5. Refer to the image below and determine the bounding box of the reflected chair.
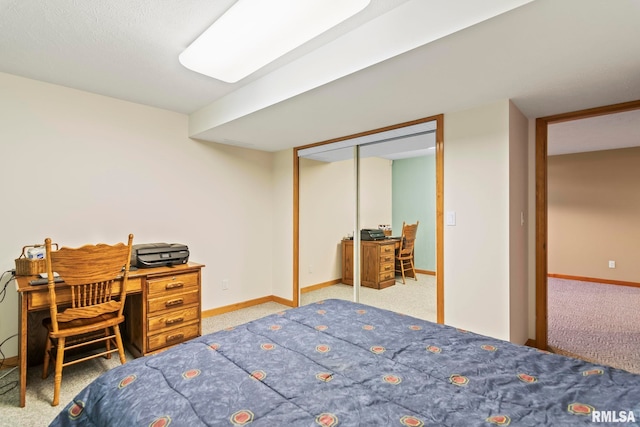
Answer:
[42,234,133,406]
[395,221,419,284]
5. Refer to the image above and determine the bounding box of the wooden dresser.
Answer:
[342,239,398,289]
[124,263,204,358]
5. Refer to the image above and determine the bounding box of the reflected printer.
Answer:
[360,229,386,241]
[130,243,189,268]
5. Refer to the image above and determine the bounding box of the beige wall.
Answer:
[298,156,392,289]
[508,101,529,344]
[548,147,640,282]
[0,72,277,357]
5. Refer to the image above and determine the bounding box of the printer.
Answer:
[130,243,189,268]
[360,229,386,241]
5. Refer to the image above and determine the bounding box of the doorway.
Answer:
[535,99,640,349]
[293,114,444,323]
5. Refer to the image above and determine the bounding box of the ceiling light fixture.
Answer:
[179,0,370,83]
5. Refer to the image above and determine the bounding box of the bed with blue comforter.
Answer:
[50,299,640,426]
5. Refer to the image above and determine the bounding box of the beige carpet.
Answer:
[301,273,436,322]
[548,277,640,374]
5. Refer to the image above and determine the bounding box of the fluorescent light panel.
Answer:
[179,0,370,83]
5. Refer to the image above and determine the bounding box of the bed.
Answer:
[49,299,640,426]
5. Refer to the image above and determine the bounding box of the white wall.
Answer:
[360,158,393,229]
[298,156,392,288]
[271,149,294,300]
[444,100,511,341]
[443,99,530,343]
[0,72,276,358]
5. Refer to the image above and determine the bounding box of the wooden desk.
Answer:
[15,262,204,407]
[342,238,404,289]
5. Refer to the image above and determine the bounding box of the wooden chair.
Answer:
[42,234,133,406]
[395,221,419,284]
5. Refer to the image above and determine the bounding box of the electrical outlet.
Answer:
[608,260,616,269]
[222,279,229,290]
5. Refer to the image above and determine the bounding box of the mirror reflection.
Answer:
[298,120,437,321]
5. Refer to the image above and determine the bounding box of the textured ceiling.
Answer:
[1,0,639,153]
[0,0,408,114]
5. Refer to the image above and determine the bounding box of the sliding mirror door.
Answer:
[298,145,357,304]
[296,117,442,322]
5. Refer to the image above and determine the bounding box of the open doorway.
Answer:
[293,115,444,323]
[535,100,640,368]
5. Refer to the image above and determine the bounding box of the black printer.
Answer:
[130,243,189,268]
[360,229,386,241]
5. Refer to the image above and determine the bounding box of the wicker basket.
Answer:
[14,243,58,276]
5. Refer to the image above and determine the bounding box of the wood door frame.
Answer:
[293,114,445,323]
[535,99,640,349]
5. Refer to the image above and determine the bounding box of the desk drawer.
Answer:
[27,278,141,311]
[147,322,199,352]
[147,288,199,314]
[379,261,394,274]
[379,244,395,255]
[380,270,395,282]
[148,305,200,333]
[380,253,394,263]
[147,272,198,295]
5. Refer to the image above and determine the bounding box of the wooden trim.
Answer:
[201,295,294,318]
[524,339,537,348]
[271,295,296,308]
[535,117,548,350]
[415,269,435,276]
[535,99,640,351]
[296,116,441,151]
[548,274,640,288]
[293,114,445,324]
[293,148,300,307]
[301,279,342,294]
[1,356,18,368]
[435,114,444,324]
[539,99,640,125]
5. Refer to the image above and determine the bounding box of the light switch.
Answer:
[446,211,456,226]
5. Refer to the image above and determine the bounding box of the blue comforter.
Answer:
[50,299,640,426]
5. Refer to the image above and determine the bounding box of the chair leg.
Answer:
[105,328,111,359]
[113,325,126,365]
[400,260,407,284]
[52,337,65,406]
[42,334,52,379]
[411,258,417,281]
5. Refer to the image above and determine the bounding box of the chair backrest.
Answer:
[44,234,133,332]
[398,221,419,256]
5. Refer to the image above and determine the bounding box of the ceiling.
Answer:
[2,0,640,153]
[548,109,640,156]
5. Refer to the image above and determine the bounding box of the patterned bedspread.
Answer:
[50,299,640,426]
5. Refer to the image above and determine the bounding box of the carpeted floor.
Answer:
[300,273,437,322]
[548,277,640,374]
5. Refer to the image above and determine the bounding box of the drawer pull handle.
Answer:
[165,298,184,307]
[167,333,184,342]
[165,317,184,326]
[165,282,184,290]
[384,265,391,271]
